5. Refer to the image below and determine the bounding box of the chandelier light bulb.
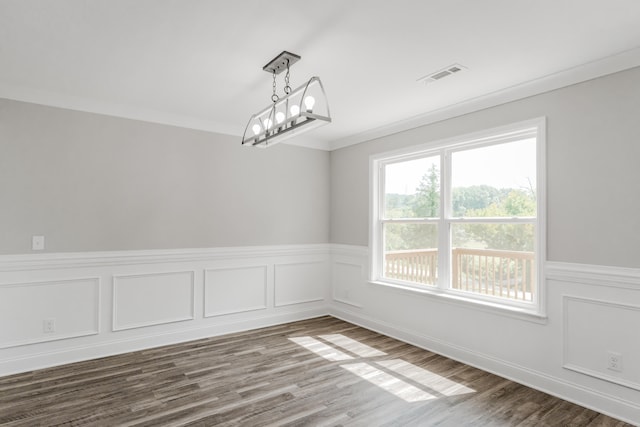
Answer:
[275,111,285,124]
[263,118,273,129]
[290,104,300,117]
[252,123,261,135]
[304,96,316,112]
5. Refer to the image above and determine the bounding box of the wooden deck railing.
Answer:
[385,248,535,302]
[385,249,438,285]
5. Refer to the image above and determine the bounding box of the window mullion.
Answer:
[438,150,451,290]
[376,162,386,281]
[448,217,536,224]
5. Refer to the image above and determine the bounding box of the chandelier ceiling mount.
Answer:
[262,50,301,75]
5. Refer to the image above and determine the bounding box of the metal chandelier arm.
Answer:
[241,76,331,148]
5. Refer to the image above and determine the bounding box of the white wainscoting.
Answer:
[204,265,267,317]
[113,270,195,331]
[563,295,640,391]
[0,244,330,376]
[331,261,364,307]
[274,261,327,307]
[329,245,640,425]
[0,277,100,349]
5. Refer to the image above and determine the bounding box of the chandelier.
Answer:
[241,51,331,148]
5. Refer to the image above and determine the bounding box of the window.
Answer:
[370,119,545,314]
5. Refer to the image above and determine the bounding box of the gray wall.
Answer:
[3,66,639,264]
[0,99,330,254]
[331,66,640,268]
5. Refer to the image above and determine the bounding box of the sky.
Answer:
[385,138,536,195]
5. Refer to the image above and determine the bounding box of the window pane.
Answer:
[452,223,535,302]
[383,223,437,285]
[384,156,440,219]
[451,139,536,218]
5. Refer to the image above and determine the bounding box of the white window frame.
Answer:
[369,118,546,319]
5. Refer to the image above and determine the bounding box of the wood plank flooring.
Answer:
[0,316,634,426]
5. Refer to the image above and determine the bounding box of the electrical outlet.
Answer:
[32,235,45,251]
[43,318,56,333]
[607,351,622,372]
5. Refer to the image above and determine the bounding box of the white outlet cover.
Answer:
[607,351,623,372]
[32,235,45,250]
[43,318,55,333]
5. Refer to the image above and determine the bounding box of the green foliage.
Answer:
[384,193,416,218]
[461,189,536,251]
[385,223,437,251]
[503,189,536,216]
[452,185,505,216]
[455,223,535,252]
[384,166,440,251]
[413,164,440,218]
[384,165,536,252]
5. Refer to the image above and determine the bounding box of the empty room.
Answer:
[1,1,639,425]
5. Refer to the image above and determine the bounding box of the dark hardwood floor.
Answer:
[0,316,634,426]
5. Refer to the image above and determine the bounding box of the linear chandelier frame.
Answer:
[241,51,331,148]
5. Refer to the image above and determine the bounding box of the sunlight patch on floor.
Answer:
[289,334,476,403]
[340,362,437,402]
[318,334,387,357]
[376,359,475,396]
[288,336,354,361]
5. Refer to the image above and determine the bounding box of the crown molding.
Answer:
[0,83,241,137]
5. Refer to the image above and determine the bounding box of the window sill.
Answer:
[368,280,548,324]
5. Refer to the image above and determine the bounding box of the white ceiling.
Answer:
[1,1,639,150]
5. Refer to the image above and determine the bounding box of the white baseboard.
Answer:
[1,307,327,376]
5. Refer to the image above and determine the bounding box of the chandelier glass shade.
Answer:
[241,52,331,148]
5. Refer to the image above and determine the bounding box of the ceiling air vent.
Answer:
[418,64,466,85]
